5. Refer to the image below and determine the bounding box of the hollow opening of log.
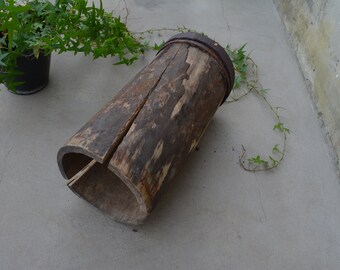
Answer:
[61,153,93,179]
[63,154,147,224]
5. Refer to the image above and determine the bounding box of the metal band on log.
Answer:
[57,32,235,225]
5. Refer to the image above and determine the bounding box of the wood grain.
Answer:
[57,36,233,224]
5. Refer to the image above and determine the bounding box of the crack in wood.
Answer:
[102,44,184,164]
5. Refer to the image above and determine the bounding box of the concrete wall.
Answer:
[274,0,340,170]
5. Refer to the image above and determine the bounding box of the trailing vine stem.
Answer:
[239,86,288,172]
[225,44,290,172]
[132,26,190,36]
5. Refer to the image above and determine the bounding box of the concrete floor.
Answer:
[1,0,340,269]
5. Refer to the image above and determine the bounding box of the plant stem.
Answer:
[225,44,289,172]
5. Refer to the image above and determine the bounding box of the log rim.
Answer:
[58,146,149,225]
[57,145,102,179]
[158,32,235,103]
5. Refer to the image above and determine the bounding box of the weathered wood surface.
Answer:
[109,45,228,212]
[57,44,182,179]
[57,33,234,224]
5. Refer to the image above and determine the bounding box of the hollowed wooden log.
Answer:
[57,32,235,225]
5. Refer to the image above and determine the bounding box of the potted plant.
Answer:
[0,0,149,95]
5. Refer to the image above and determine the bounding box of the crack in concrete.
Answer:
[255,175,268,223]
[258,187,268,223]
[220,0,231,34]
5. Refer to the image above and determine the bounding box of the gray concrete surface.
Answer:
[274,0,340,179]
[1,0,340,269]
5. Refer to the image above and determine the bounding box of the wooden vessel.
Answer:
[57,32,235,224]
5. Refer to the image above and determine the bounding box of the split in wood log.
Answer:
[57,32,235,225]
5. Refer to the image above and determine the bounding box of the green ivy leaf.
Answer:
[259,88,269,95]
[269,156,278,166]
[273,122,290,134]
[248,155,268,166]
[153,41,165,51]
[272,144,282,154]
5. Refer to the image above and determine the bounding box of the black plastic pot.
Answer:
[6,52,51,95]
